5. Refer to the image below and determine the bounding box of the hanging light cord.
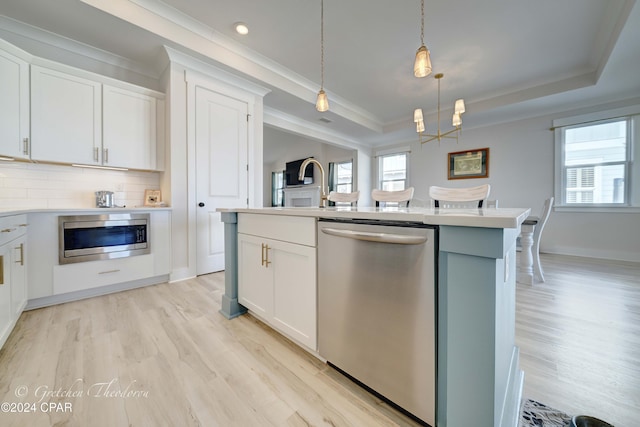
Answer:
[320,0,325,89]
[420,0,425,46]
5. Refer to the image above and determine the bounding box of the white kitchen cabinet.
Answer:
[0,46,30,160]
[237,214,317,351]
[0,214,28,350]
[30,65,102,165]
[10,235,27,319]
[53,254,155,295]
[30,64,164,170]
[103,85,158,170]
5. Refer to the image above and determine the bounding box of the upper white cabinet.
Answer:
[103,85,159,170]
[0,47,30,160]
[28,61,164,170]
[30,65,102,165]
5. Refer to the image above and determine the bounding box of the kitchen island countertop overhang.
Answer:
[217,206,530,229]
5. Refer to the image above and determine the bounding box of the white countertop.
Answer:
[0,207,172,218]
[221,206,530,229]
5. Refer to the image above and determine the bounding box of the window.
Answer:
[379,152,407,191]
[271,171,284,207]
[330,160,353,193]
[555,108,639,210]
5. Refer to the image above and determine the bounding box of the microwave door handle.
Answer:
[320,227,428,245]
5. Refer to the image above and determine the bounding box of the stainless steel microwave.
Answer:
[58,213,150,264]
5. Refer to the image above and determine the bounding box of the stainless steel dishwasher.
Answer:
[318,218,437,426]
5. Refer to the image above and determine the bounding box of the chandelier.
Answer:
[413,73,465,144]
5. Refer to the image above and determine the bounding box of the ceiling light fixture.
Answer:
[315,0,329,112]
[414,0,432,78]
[414,73,465,144]
[234,22,249,35]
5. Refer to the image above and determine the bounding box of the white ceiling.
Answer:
[1,0,639,147]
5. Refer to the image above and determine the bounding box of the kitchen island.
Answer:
[219,206,529,427]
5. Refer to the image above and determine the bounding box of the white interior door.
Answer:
[195,86,248,275]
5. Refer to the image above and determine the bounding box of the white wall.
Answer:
[402,103,640,262]
[0,162,160,209]
[263,127,354,206]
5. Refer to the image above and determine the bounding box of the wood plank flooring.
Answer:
[516,254,640,427]
[0,253,638,426]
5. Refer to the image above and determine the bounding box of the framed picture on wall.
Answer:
[448,148,489,180]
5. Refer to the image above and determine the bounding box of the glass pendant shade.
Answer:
[316,89,329,112]
[454,99,466,114]
[414,45,432,78]
[414,108,424,122]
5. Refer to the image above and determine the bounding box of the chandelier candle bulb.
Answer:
[454,99,466,114]
[414,108,424,122]
[452,112,462,127]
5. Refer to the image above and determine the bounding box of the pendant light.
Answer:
[316,0,329,112]
[414,0,432,78]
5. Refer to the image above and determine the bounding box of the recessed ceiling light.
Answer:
[234,22,249,35]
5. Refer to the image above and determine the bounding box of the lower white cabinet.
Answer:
[53,254,155,295]
[0,215,28,350]
[238,218,317,351]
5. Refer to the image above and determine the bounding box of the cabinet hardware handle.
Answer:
[23,137,29,155]
[0,255,3,285]
[98,269,120,274]
[18,224,28,227]
[15,243,24,266]
[1,228,15,233]
[104,148,109,164]
[261,243,272,267]
[94,147,99,162]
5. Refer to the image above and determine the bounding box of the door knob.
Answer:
[198,202,205,207]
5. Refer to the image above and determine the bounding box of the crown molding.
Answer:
[81,0,383,133]
[0,16,159,81]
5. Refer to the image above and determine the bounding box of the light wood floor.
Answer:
[516,254,640,427]
[0,253,638,426]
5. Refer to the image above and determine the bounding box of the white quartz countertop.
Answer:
[0,207,172,218]
[220,206,531,229]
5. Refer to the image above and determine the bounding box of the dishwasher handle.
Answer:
[321,227,428,245]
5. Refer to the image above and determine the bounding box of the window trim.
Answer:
[554,106,640,212]
[376,148,410,191]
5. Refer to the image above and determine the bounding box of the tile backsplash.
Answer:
[0,162,162,209]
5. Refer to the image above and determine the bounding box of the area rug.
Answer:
[520,398,572,427]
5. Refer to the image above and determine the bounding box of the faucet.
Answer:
[298,158,328,208]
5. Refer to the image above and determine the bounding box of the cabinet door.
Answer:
[272,241,317,350]
[10,236,26,318]
[0,49,29,159]
[238,233,273,320]
[30,65,101,165]
[0,245,12,349]
[103,85,157,170]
